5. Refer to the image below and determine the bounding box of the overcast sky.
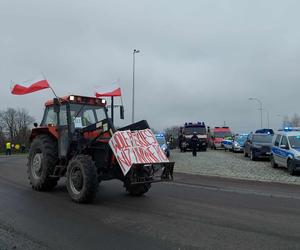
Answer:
[1,0,299,132]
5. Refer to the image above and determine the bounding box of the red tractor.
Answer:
[27,95,174,203]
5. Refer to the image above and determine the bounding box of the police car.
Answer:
[155,133,170,158]
[221,136,234,151]
[270,127,300,175]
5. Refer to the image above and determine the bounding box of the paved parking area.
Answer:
[170,149,300,185]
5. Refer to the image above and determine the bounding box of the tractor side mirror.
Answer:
[33,122,38,128]
[120,106,124,120]
[53,98,60,113]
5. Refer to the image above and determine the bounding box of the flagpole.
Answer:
[41,72,60,101]
[49,86,60,100]
[9,80,14,92]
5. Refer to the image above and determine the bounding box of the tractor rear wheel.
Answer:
[124,168,151,196]
[66,155,99,203]
[27,135,58,191]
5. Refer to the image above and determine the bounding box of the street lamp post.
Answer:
[249,97,263,128]
[132,49,140,123]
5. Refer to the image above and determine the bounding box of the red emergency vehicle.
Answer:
[210,126,232,150]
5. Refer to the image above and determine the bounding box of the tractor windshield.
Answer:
[70,104,107,128]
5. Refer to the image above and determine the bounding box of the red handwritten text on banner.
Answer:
[109,129,169,175]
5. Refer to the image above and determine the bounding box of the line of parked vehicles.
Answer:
[168,121,300,176]
[221,127,300,176]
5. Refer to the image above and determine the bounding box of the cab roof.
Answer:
[213,127,231,131]
[45,95,106,107]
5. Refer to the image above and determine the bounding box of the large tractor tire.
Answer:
[27,134,59,191]
[124,168,151,196]
[66,155,99,203]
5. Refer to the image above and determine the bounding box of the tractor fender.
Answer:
[30,126,58,142]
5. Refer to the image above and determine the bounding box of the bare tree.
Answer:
[0,108,17,141]
[282,115,291,127]
[0,108,35,145]
[15,108,35,144]
[290,113,300,127]
[0,126,5,150]
[164,125,180,139]
[164,125,181,149]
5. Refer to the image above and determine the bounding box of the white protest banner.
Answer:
[109,129,169,175]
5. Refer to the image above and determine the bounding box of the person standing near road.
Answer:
[191,132,199,157]
[21,144,26,153]
[5,141,11,156]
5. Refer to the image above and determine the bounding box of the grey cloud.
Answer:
[1,0,300,133]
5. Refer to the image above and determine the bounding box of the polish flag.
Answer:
[11,76,50,95]
[95,84,122,97]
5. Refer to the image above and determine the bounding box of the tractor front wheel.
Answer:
[27,135,58,191]
[66,155,99,203]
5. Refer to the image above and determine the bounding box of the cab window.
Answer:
[281,136,289,148]
[274,135,281,146]
[43,107,57,125]
[95,108,107,121]
[82,110,96,126]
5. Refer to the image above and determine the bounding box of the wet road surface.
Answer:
[1,155,300,249]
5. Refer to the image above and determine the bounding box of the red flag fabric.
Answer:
[11,78,50,95]
[95,85,122,97]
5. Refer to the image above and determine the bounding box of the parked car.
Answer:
[244,133,273,160]
[270,128,300,175]
[232,134,248,152]
[155,133,170,158]
[221,135,234,151]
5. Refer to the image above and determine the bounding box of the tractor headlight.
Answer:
[69,95,75,101]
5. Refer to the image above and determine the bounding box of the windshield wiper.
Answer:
[73,104,86,122]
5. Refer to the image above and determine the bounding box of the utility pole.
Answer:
[132,49,140,123]
[249,97,263,128]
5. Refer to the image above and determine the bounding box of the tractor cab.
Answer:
[33,95,111,161]
[42,95,108,129]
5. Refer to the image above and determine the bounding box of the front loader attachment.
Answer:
[127,162,174,185]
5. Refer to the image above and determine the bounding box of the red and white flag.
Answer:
[11,76,50,95]
[95,84,122,97]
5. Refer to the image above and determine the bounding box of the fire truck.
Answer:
[179,122,208,151]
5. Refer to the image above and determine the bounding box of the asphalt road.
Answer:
[1,156,300,249]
